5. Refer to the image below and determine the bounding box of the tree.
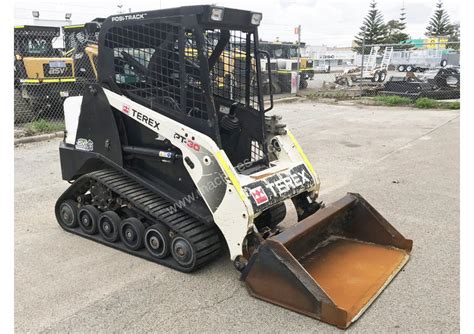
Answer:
[384,7,410,44]
[449,22,460,42]
[425,0,453,37]
[398,5,407,31]
[353,0,387,52]
[448,22,460,49]
[385,20,407,44]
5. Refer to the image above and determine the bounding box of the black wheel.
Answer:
[440,59,447,67]
[120,217,145,250]
[145,224,171,259]
[397,65,405,72]
[171,236,196,268]
[77,205,100,235]
[98,211,121,242]
[14,88,36,124]
[372,71,380,82]
[299,78,308,89]
[406,65,413,72]
[59,200,79,228]
[378,70,387,82]
[272,81,282,94]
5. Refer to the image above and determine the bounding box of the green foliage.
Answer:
[446,101,460,109]
[24,119,65,136]
[375,95,412,106]
[353,0,387,51]
[449,22,460,49]
[385,7,410,44]
[414,98,460,109]
[385,20,410,44]
[374,96,460,110]
[426,0,453,37]
[414,97,438,108]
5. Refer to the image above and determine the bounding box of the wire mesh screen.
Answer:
[250,140,264,162]
[183,30,208,119]
[203,29,260,111]
[64,26,100,82]
[103,24,261,121]
[104,22,211,119]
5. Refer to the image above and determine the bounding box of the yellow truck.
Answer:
[14,25,77,123]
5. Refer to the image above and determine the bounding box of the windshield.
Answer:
[289,47,299,57]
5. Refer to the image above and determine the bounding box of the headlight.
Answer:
[251,13,262,25]
[210,7,224,21]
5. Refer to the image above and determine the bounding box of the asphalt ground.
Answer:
[15,101,459,332]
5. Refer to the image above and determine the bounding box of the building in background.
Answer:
[303,45,356,71]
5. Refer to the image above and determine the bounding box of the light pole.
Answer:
[360,28,366,80]
[296,24,301,94]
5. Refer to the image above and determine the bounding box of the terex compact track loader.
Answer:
[55,6,412,329]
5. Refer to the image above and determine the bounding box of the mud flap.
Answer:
[241,193,412,329]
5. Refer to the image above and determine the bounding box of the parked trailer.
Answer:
[392,49,459,72]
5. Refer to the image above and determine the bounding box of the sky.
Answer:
[14,0,461,47]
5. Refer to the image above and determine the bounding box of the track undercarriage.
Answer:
[56,169,222,272]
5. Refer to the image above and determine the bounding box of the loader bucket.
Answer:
[242,193,412,329]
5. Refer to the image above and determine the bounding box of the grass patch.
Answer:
[440,100,460,109]
[374,95,413,106]
[24,119,65,136]
[373,95,460,110]
[414,97,438,109]
[415,97,460,109]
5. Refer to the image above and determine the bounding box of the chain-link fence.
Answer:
[13,23,460,136]
[14,23,99,134]
[317,41,460,100]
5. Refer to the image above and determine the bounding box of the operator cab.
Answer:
[97,6,271,171]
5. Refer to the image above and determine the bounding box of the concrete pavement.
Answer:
[15,101,459,332]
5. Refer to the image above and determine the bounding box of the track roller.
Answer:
[171,236,196,268]
[59,200,79,228]
[145,224,171,259]
[120,217,145,250]
[78,205,100,234]
[98,211,121,242]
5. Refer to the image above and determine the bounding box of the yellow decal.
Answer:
[20,79,39,83]
[63,24,85,29]
[21,78,76,83]
[287,130,316,176]
[215,151,247,202]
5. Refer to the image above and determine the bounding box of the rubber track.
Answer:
[55,169,222,272]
